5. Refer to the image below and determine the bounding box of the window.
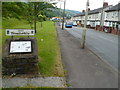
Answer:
[96,14,98,19]
[106,13,108,19]
[116,12,118,17]
[112,12,114,18]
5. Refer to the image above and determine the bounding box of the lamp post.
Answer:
[62,0,66,30]
[80,0,89,49]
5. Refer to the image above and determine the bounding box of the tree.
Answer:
[25,3,34,29]
[33,2,54,33]
[2,2,55,32]
[2,2,27,19]
[38,14,46,27]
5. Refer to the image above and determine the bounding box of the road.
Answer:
[65,26,118,71]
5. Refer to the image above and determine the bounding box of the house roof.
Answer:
[88,5,112,15]
[73,12,85,17]
[88,7,102,15]
[73,5,112,17]
[73,7,102,17]
[105,3,120,12]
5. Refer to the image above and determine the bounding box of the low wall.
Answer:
[2,37,39,75]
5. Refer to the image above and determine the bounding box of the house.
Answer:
[87,7,103,29]
[72,2,112,31]
[104,3,120,34]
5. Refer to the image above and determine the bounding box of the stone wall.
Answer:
[2,37,39,75]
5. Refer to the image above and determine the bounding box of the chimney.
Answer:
[103,2,108,7]
[82,10,85,12]
[88,8,90,11]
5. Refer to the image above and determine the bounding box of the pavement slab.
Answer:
[2,77,66,88]
[29,77,65,87]
[2,78,28,88]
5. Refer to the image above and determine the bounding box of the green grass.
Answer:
[36,21,57,76]
[2,18,64,77]
[2,18,30,29]
[0,16,2,64]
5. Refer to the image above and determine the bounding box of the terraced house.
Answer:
[71,2,120,34]
[104,3,120,34]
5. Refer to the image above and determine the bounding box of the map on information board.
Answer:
[10,41,32,53]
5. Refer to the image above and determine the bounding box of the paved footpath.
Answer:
[2,77,66,88]
[56,25,118,88]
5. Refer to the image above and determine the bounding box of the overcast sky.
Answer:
[56,0,120,12]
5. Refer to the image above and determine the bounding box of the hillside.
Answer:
[65,9,81,16]
[45,8,81,18]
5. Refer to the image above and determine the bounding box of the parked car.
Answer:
[104,28,108,33]
[65,22,73,28]
[73,21,77,26]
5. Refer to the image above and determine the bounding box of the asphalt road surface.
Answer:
[65,26,118,71]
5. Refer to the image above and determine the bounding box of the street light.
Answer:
[62,0,66,30]
[80,0,89,49]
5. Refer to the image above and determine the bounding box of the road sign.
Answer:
[6,29,35,36]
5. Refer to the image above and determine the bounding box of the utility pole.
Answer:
[59,0,62,26]
[62,0,66,30]
[100,0,105,31]
[80,0,89,49]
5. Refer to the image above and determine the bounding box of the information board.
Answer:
[10,41,32,53]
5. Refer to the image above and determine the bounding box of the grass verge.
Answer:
[0,16,2,65]
[2,18,64,77]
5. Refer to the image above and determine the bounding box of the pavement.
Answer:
[56,25,118,88]
[65,26,118,71]
[2,77,66,88]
